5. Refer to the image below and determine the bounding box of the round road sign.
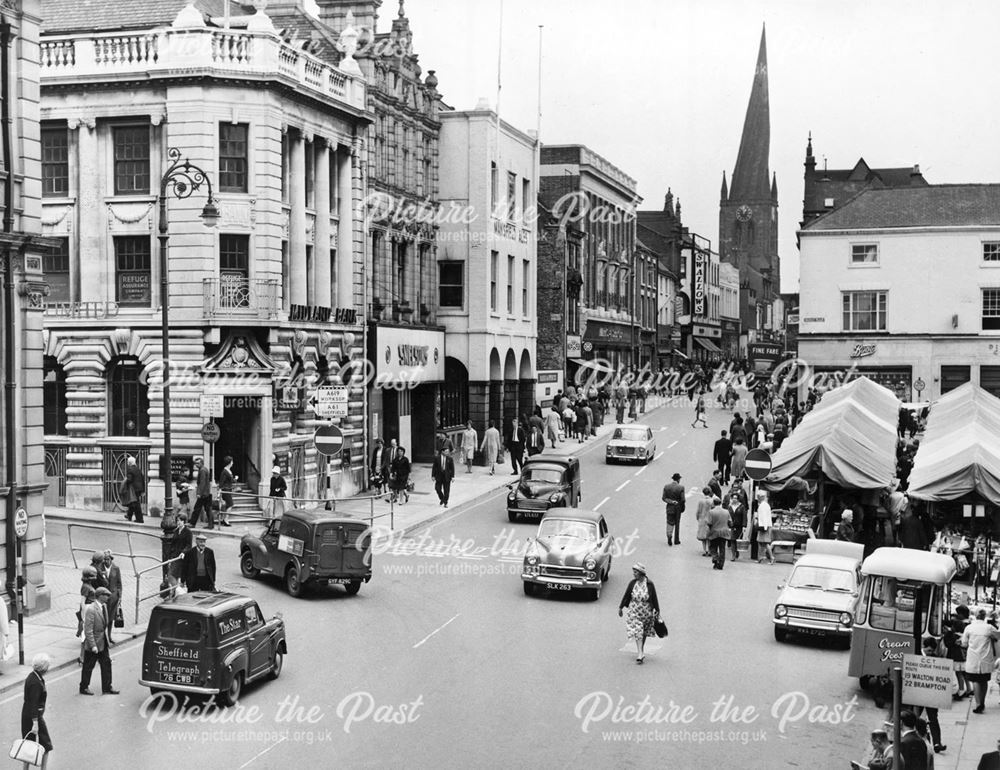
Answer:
[201,422,221,443]
[314,424,344,457]
[744,448,773,481]
[13,507,28,539]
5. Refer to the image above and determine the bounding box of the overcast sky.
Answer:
[350,0,1000,293]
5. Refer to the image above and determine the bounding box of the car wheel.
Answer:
[601,562,610,582]
[523,582,535,597]
[218,672,243,706]
[773,626,788,643]
[344,580,362,596]
[859,675,871,691]
[589,587,601,601]
[285,566,304,598]
[239,550,259,579]
[507,510,518,523]
[268,651,284,680]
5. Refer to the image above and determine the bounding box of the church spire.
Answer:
[771,171,778,201]
[720,171,728,202]
[728,23,770,201]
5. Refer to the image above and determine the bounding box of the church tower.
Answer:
[719,25,779,288]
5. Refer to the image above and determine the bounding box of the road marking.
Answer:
[634,465,647,476]
[655,451,665,460]
[240,736,289,769]
[615,480,630,492]
[594,496,610,510]
[667,441,678,449]
[413,613,460,649]
[659,427,668,432]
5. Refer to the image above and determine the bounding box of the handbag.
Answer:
[9,732,45,766]
[653,617,668,638]
[114,606,125,628]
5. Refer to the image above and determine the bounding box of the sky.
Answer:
[333,0,1000,294]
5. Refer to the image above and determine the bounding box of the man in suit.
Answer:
[188,455,214,530]
[508,420,525,475]
[977,738,1000,770]
[102,549,123,638]
[661,472,686,547]
[371,438,388,493]
[712,430,733,484]
[80,587,118,695]
[431,448,455,507]
[183,533,217,592]
[121,455,145,523]
[899,710,929,770]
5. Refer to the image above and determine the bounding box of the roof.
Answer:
[804,539,865,562]
[804,184,1000,231]
[795,553,863,571]
[41,0,252,33]
[152,591,250,614]
[861,548,957,583]
[540,509,603,523]
[267,5,343,63]
[282,509,368,525]
[524,455,577,468]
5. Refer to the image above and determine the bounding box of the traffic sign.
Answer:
[200,394,225,418]
[314,424,344,457]
[201,422,221,443]
[309,385,349,418]
[901,653,953,710]
[744,448,773,481]
[13,507,27,539]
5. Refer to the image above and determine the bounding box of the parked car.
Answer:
[506,456,581,523]
[240,510,372,597]
[605,423,656,464]
[140,592,286,706]
[773,540,864,645]
[522,509,613,600]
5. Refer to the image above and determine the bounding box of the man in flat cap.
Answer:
[80,587,118,695]
[183,533,216,593]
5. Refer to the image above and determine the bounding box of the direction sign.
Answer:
[13,507,27,539]
[314,424,344,457]
[744,448,773,481]
[200,394,225,418]
[902,653,953,710]
[201,422,221,443]
[309,385,349,418]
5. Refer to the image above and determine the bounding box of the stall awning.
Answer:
[907,382,1000,504]
[694,337,722,354]
[764,376,900,490]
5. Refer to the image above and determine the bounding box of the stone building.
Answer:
[39,0,370,511]
[637,190,685,368]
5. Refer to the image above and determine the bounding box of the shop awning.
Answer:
[907,382,1000,504]
[694,337,722,354]
[764,376,900,490]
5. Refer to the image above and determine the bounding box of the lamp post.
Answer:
[158,147,219,518]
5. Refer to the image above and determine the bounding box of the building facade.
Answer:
[678,233,722,364]
[539,144,642,383]
[1,0,52,612]
[798,184,1000,401]
[436,107,537,441]
[638,191,684,369]
[39,0,370,511]
[719,261,741,359]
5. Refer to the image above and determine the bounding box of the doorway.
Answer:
[214,399,261,493]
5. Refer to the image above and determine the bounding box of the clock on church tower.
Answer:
[736,205,753,222]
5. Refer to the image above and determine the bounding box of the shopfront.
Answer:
[582,319,639,372]
[689,322,722,365]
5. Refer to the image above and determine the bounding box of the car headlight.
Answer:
[774,605,787,618]
[526,555,538,566]
[549,493,563,503]
[585,571,596,580]
[584,557,597,570]
[839,612,853,626]
[507,491,516,501]
[637,448,646,457]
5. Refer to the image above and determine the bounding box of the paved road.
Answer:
[1,398,884,768]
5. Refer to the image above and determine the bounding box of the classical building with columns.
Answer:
[38,0,370,511]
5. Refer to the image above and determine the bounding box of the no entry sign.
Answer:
[314,424,344,457]
[744,448,773,481]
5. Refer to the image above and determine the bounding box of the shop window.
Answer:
[108,357,149,437]
[439,261,463,308]
[980,366,1000,398]
[219,123,249,193]
[43,357,68,436]
[842,290,886,331]
[44,237,71,303]
[114,236,151,307]
[982,288,1000,330]
[41,125,69,197]
[940,365,971,394]
[113,125,150,195]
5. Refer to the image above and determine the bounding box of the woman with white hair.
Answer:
[21,652,53,767]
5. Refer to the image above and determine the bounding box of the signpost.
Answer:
[744,449,773,481]
[901,653,953,710]
[201,422,221,443]
[14,507,26,665]
[309,386,349,418]
[913,378,925,399]
[314,424,345,458]
[200,394,224,419]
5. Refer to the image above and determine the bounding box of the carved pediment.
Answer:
[203,334,277,372]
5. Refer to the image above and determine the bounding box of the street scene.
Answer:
[0,0,999,768]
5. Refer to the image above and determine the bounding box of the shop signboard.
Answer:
[566,335,582,357]
[118,273,151,306]
[375,326,445,385]
[535,371,563,408]
[901,653,953,710]
[693,250,706,316]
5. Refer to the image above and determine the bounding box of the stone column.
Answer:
[336,146,353,310]
[288,131,307,306]
[489,379,503,427]
[62,350,107,509]
[73,119,103,302]
[259,394,273,503]
[314,139,332,309]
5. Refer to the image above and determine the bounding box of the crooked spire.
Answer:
[729,24,770,201]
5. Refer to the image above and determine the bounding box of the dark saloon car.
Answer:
[506,456,581,523]
[521,509,613,600]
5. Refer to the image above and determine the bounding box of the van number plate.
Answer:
[160,673,192,684]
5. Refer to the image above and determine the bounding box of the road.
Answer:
[1,397,883,768]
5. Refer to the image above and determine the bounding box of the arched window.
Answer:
[43,356,67,436]
[107,357,149,437]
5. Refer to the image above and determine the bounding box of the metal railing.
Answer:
[202,277,282,320]
[135,555,183,624]
[226,488,398,530]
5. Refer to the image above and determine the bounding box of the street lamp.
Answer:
[158,147,218,518]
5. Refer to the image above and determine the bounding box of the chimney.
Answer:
[911,164,922,183]
[314,0,382,35]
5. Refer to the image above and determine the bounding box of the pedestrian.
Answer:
[849,728,893,770]
[962,608,1000,714]
[754,490,775,564]
[707,497,732,570]
[977,738,1000,770]
[916,636,947,753]
[166,514,193,598]
[947,606,974,699]
[662,472,685,547]
[102,550,122,639]
[836,510,856,541]
[563,402,577,440]
[388,446,411,503]
[267,466,287,520]
[77,566,97,665]
[461,421,478,473]
[431,447,455,508]
[174,470,192,519]
[707,469,724,500]
[574,401,588,443]
[189,455,214,530]
[79,587,118,695]
[0,595,9,670]
[21,653,53,769]
[618,563,660,664]
[695,487,713,556]
[692,394,707,428]
[480,421,502,475]
[370,438,388,494]
[725,485,747,561]
[583,400,594,437]
[899,506,929,550]
[508,419,525,474]
[545,405,561,448]
[91,551,109,590]
[713,430,733,484]
[120,455,145,523]
[614,392,626,424]
[526,423,545,457]
[182,533,217,593]
[729,414,747,445]
[218,455,236,527]
[730,438,748,481]
[898,709,930,770]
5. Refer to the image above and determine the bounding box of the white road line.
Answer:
[667,441,678,449]
[634,465,647,476]
[659,427,668,432]
[655,451,665,460]
[615,479,631,492]
[240,736,289,769]
[413,613,460,649]
[594,496,610,510]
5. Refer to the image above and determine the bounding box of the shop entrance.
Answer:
[214,397,262,494]
[411,385,436,462]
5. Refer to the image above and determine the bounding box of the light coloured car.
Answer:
[605,423,656,464]
[522,510,612,600]
[773,540,864,645]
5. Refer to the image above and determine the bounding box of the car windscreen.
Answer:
[538,519,597,541]
[788,565,856,592]
[613,428,648,442]
[157,616,204,642]
[523,468,562,484]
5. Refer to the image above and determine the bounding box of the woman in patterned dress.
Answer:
[618,564,661,664]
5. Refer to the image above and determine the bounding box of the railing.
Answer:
[203,276,281,320]
[94,33,159,66]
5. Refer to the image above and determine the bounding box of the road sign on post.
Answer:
[744,449,773,481]
[201,422,221,443]
[200,394,224,418]
[13,507,27,539]
[314,424,345,457]
[310,386,349,418]
[901,653,953,710]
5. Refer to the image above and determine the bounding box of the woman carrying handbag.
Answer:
[15,653,52,768]
[618,564,662,664]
